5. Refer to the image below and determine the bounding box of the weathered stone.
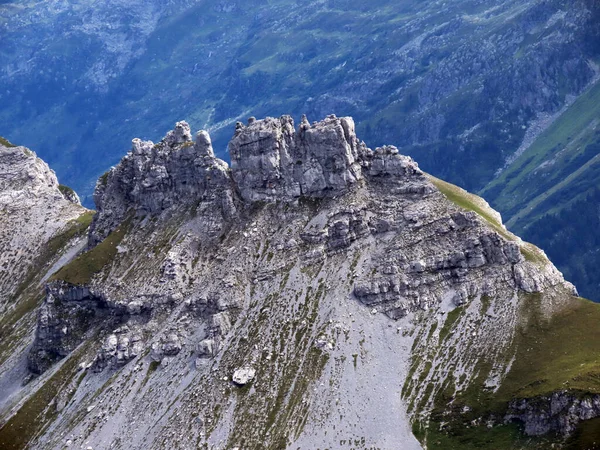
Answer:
[89,121,236,245]
[505,392,600,436]
[229,115,368,202]
[196,339,215,358]
[232,367,256,386]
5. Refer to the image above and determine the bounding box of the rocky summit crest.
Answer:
[91,114,430,246]
[0,116,594,450]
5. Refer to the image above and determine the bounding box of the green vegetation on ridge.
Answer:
[428,174,513,240]
[51,217,130,285]
[429,174,551,266]
[0,136,16,148]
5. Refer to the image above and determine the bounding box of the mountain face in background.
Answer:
[2,119,600,450]
[480,80,600,302]
[1,0,599,300]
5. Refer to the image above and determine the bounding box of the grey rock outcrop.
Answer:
[90,120,236,246]
[229,114,368,202]
[94,327,144,371]
[28,282,127,374]
[506,392,600,436]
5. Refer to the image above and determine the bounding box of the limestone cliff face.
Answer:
[0,117,593,450]
[229,115,366,201]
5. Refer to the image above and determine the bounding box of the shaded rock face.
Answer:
[90,121,236,246]
[506,392,600,436]
[27,282,126,374]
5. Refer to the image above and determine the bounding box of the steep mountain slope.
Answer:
[0,137,91,311]
[0,0,598,202]
[0,137,92,428]
[1,117,599,449]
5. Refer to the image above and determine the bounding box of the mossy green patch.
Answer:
[140,360,161,389]
[0,136,16,148]
[497,294,600,401]
[58,184,77,198]
[99,171,110,187]
[438,306,463,343]
[148,360,161,374]
[51,217,131,285]
[566,416,600,450]
[424,421,550,450]
[428,174,514,241]
[46,211,94,257]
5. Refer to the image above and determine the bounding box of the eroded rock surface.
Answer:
[90,120,236,246]
[0,116,587,450]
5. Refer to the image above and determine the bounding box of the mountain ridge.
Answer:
[3,116,600,449]
[3,0,599,300]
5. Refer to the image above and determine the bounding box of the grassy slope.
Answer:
[51,217,131,285]
[421,175,600,448]
[0,342,91,450]
[500,294,600,401]
[424,293,600,450]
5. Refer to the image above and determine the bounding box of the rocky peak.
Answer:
[229,114,368,201]
[0,142,86,309]
[0,140,83,211]
[91,115,431,245]
[1,143,60,198]
[90,120,236,246]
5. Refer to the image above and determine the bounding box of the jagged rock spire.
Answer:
[90,115,428,246]
[229,114,368,201]
[90,120,234,246]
